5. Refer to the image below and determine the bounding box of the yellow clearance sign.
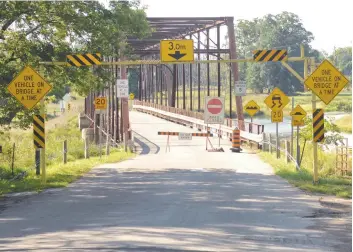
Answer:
[160,39,194,62]
[304,60,349,105]
[7,66,52,109]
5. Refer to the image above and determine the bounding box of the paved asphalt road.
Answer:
[0,111,351,251]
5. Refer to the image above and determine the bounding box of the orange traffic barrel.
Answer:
[230,127,241,152]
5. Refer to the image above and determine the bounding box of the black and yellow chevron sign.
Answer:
[33,115,45,149]
[253,50,288,62]
[66,53,102,67]
[313,109,324,143]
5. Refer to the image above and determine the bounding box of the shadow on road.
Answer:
[0,167,351,251]
[133,131,160,155]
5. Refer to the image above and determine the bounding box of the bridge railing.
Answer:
[134,101,264,135]
[133,101,263,146]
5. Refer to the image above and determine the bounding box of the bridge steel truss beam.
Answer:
[40,17,305,135]
[128,17,238,126]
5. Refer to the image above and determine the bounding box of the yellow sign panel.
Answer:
[253,49,288,62]
[7,66,52,109]
[290,105,307,120]
[66,53,101,67]
[94,97,107,110]
[292,118,304,126]
[129,93,135,100]
[304,60,349,105]
[160,39,194,62]
[264,87,290,112]
[244,100,260,117]
[271,110,283,123]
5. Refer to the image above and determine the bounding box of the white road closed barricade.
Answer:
[178,132,192,140]
[204,96,225,124]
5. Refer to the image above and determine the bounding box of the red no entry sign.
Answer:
[207,98,223,114]
[204,96,225,124]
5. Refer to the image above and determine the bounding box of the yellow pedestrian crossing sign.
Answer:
[264,87,290,112]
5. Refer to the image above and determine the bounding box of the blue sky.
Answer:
[101,0,352,54]
[141,0,352,54]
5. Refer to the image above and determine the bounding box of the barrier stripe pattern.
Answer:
[158,132,213,137]
[66,53,102,67]
[253,50,288,62]
[33,115,45,149]
[232,129,241,148]
[313,109,324,143]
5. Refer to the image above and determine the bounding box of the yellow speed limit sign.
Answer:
[94,97,107,110]
[271,110,283,123]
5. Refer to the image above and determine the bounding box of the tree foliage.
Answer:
[235,12,323,94]
[330,46,352,88]
[0,1,150,129]
[299,116,343,145]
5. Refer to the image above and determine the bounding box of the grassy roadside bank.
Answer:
[335,114,352,133]
[0,117,134,196]
[0,150,133,196]
[259,152,352,199]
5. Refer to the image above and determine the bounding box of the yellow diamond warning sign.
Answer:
[244,100,260,117]
[264,87,290,112]
[304,60,349,105]
[290,105,307,126]
[290,105,307,120]
[7,66,52,109]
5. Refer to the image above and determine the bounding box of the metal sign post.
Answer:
[290,104,307,169]
[40,99,46,184]
[296,125,300,167]
[291,97,294,156]
[276,122,279,159]
[218,124,221,147]
[206,124,209,150]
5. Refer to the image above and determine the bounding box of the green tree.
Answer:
[331,47,352,76]
[0,1,150,129]
[235,12,322,94]
[330,46,352,89]
[300,116,343,145]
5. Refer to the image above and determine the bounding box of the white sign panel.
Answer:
[204,96,225,124]
[235,81,246,96]
[178,132,192,140]
[116,79,129,98]
[95,109,107,114]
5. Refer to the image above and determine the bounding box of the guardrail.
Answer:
[134,101,264,135]
[133,103,263,146]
